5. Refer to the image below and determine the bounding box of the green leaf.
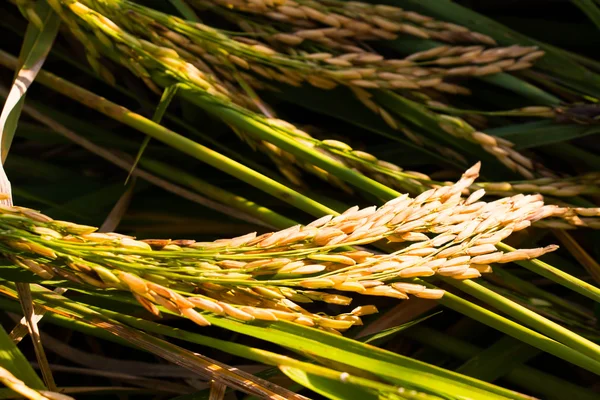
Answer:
[127,84,181,182]
[0,0,60,163]
[280,366,378,400]
[489,121,600,149]
[168,0,201,22]
[456,336,540,382]
[0,324,45,390]
[359,312,442,346]
[572,0,600,29]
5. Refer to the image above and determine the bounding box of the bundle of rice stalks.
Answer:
[1,1,600,399]
[0,164,561,333]
[42,0,556,183]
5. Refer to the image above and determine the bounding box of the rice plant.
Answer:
[0,0,599,399]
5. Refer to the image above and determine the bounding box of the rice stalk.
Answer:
[0,163,564,333]
[47,0,552,179]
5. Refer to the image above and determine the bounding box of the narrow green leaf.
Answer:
[0,324,45,390]
[138,158,297,229]
[127,84,181,182]
[445,279,600,362]
[359,312,442,346]
[572,0,600,29]
[279,367,378,400]
[497,243,600,303]
[456,336,540,382]
[541,143,600,170]
[0,0,60,163]
[168,0,201,22]
[489,121,600,149]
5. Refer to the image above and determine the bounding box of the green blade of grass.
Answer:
[490,267,594,321]
[0,293,592,400]
[405,326,598,400]
[497,242,600,303]
[9,89,278,228]
[269,85,460,168]
[489,121,600,149]
[138,158,297,229]
[279,367,378,400]
[127,83,181,183]
[0,0,60,163]
[0,324,45,390]
[373,91,514,180]
[540,143,600,170]
[456,336,540,382]
[176,88,404,200]
[168,0,200,22]
[572,0,600,29]
[358,312,442,346]
[42,284,586,400]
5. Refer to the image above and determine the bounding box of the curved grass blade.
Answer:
[443,279,600,360]
[572,0,600,29]
[168,0,200,22]
[0,324,44,391]
[489,121,600,149]
[127,84,181,183]
[279,367,378,400]
[359,312,442,346]
[270,85,458,168]
[496,243,600,303]
[8,88,276,228]
[0,293,594,400]
[0,0,59,163]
